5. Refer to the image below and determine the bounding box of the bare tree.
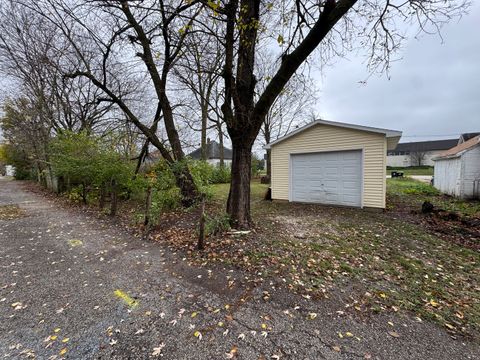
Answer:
[175,32,224,161]
[410,151,427,167]
[193,0,469,228]
[0,1,119,185]
[19,0,203,205]
[257,56,318,179]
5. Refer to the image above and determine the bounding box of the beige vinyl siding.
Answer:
[271,124,387,208]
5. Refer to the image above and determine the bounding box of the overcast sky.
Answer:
[315,1,479,143]
[1,2,478,147]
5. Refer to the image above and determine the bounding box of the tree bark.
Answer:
[265,126,271,180]
[227,140,252,229]
[218,123,225,167]
[200,100,208,161]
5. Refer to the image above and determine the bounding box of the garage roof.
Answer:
[434,135,480,160]
[264,119,402,150]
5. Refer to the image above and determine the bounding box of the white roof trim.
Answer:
[263,119,402,149]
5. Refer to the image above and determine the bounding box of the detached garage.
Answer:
[433,135,480,199]
[264,120,402,209]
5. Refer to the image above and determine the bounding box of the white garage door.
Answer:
[291,150,362,207]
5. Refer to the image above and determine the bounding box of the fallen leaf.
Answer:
[152,343,166,357]
[388,331,400,338]
[225,346,238,359]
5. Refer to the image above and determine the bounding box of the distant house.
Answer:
[433,135,480,199]
[188,139,232,166]
[387,139,458,167]
[458,132,480,144]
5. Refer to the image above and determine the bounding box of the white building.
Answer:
[387,139,458,167]
[5,165,15,177]
[433,135,480,199]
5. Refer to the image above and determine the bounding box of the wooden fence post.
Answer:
[110,179,117,216]
[197,195,206,250]
[144,185,153,226]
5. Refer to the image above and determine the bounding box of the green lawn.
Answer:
[387,166,434,176]
[210,181,268,203]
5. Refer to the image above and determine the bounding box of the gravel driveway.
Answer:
[1,177,478,359]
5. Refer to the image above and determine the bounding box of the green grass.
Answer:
[387,166,434,176]
[388,177,480,217]
[387,177,439,196]
[210,181,269,203]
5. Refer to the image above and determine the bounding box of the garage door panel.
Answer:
[291,150,362,207]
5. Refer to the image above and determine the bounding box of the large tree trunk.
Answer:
[227,140,252,229]
[201,104,208,161]
[218,123,225,167]
[264,127,271,180]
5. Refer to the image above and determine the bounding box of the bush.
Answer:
[1,143,34,180]
[150,187,182,220]
[205,213,231,236]
[211,164,231,184]
[49,131,135,204]
[189,160,214,187]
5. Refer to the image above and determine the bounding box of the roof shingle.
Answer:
[435,135,480,159]
[392,139,458,153]
[188,140,232,160]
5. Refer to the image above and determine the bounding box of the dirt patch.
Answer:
[387,195,480,251]
[0,205,26,220]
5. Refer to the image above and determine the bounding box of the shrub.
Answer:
[150,187,181,218]
[1,143,34,180]
[49,131,136,205]
[189,160,214,187]
[211,165,231,184]
[205,213,231,236]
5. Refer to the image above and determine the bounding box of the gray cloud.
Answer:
[317,2,480,142]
